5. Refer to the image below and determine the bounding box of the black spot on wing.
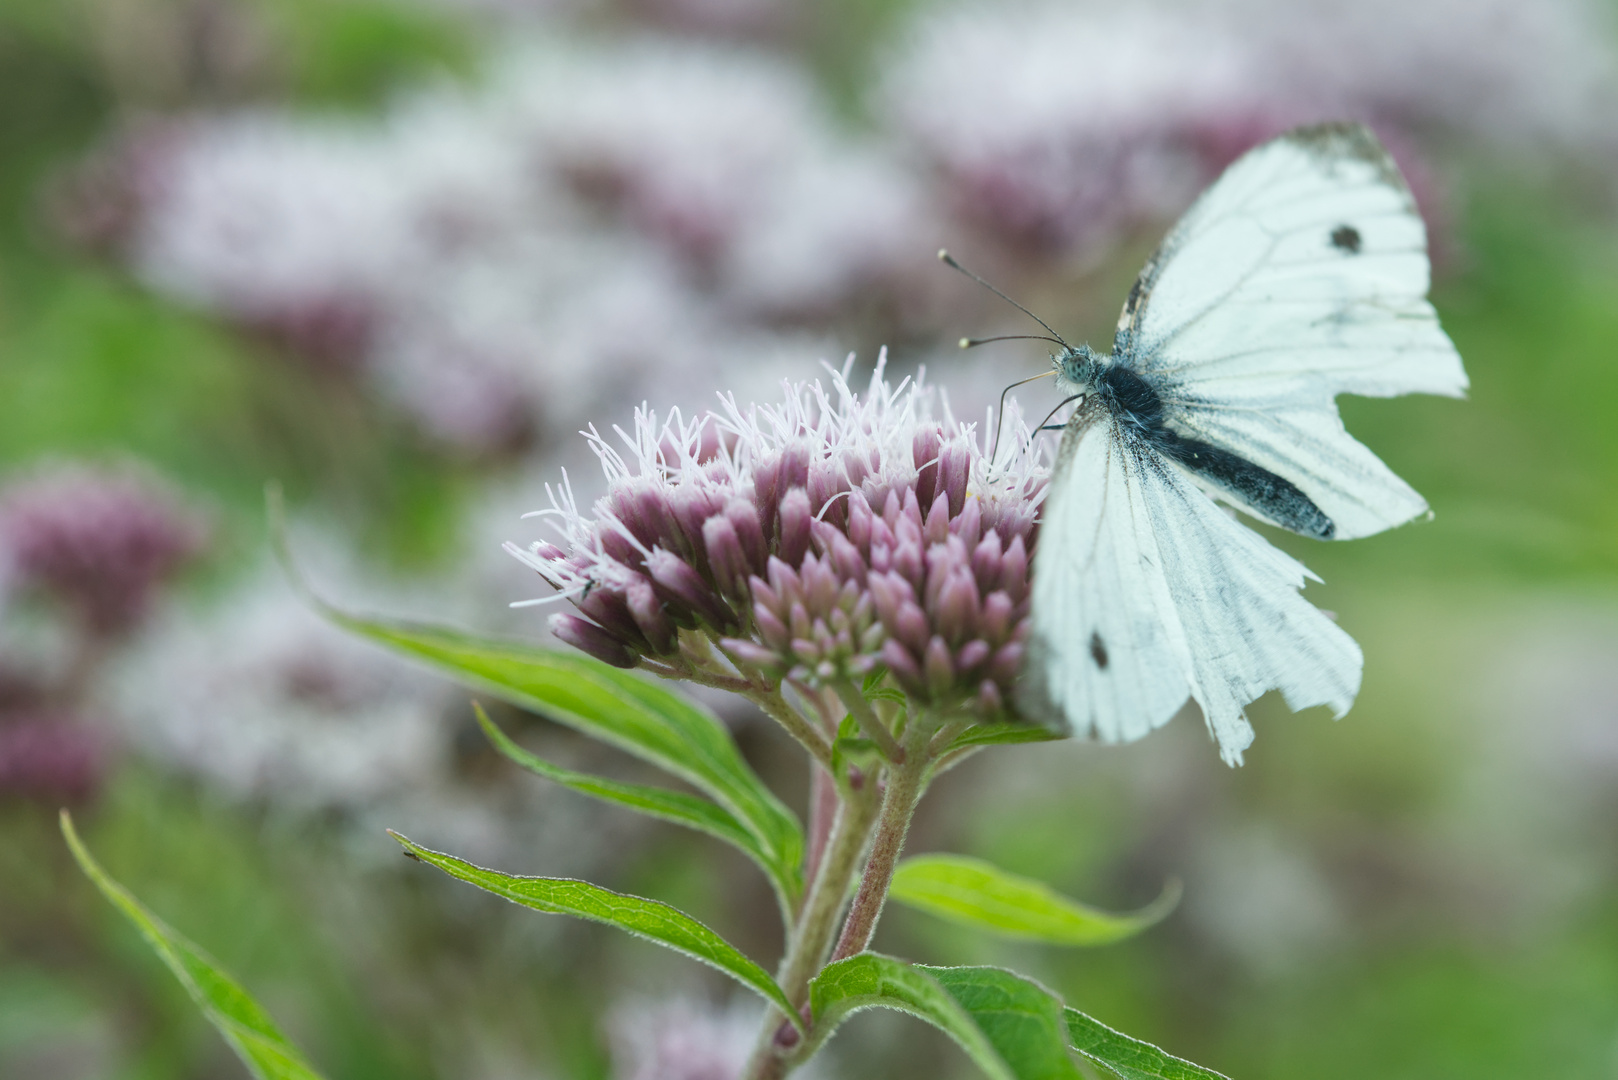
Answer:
[1330,224,1362,254]
[1089,631,1109,670]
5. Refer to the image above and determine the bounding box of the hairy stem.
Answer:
[829,727,930,962]
[754,689,834,769]
[744,774,880,1080]
[834,682,904,763]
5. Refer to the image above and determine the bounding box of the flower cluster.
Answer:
[510,358,1047,721]
[0,464,206,637]
[0,714,103,805]
[71,36,928,453]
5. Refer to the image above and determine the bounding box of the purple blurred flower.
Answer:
[0,715,104,805]
[510,356,1047,722]
[0,464,206,638]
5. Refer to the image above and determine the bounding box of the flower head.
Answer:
[510,356,1047,723]
[0,714,104,805]
[0,464,207,637]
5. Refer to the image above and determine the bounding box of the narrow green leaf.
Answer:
[808,954,1015,1080]
[60,812,328,1080]
[923,965,1083,1080]
[390,831,803,1032]
[328,611,803,899]
[1065,1007,1231,1080]
[474,705,795,908]
[946,724,1064,751]
[890,855,1179,946]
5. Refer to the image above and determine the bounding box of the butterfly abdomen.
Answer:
[1088,362,1336,540]
[1153,430,1335,540]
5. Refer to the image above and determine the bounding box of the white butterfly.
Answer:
[1014,122,1468,764]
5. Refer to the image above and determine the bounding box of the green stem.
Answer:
[828,727,930,962]
[754,689,835,769]
[834,682,904,763]
[743,773,880,1080]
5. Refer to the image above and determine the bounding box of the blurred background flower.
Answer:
[2,0,1617,1077]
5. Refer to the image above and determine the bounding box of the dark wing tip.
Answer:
[1281,121,1408,194]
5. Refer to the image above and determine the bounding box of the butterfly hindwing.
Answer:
[1021,400,1363,763]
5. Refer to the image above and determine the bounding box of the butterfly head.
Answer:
[1053,344,1105,396]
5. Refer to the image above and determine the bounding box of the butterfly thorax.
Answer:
[1054,346,1165,438]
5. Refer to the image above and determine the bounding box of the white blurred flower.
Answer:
[113,567,453,811]
[500,37,931,318]
[608,997,824,1080]
[881,0,1617,257]
[110,33,932,452]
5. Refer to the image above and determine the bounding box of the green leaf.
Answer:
[946,724,1065,751]
[944,725,1061,751]
[890,855,1179,946]
[60,812,329,1080]
[924,966,1084,1080]
[1065,1007,1231,1080]
[473,704,796,910]
[808,954,1016,1080]
[390,831,803,1033]
[323,609,803,900]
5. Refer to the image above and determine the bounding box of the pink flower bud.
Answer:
[939,440,972,518]
[934,567,981,644]
[924,635,955,695]
[754,603,792,650]
[957,639,991,673]
[953,494,982,549]
[703,515,751,600]
[972,530,1004,595]
[724,638,782,673]
[625,576,677,654]
[912,425,943,509]
[647,549,734,630]
[923,492,952,547]
[981,590,1015,641]
[1000,534,1029,602]
[578,580,653,651]
[724,499,768,574]
[881,639,924,692]
[551,613,636,668]
[777,488,812,568]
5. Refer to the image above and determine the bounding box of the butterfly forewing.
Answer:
[1120,123,1466,540]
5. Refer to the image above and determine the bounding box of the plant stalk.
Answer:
[743,771,879,1080]
[828,728,930,962]
[754,688,835,768]
[834,682,904,763]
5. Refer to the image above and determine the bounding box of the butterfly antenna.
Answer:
[959,334,1068,349]
[988,369,1056,465]
[938,249,1071,349]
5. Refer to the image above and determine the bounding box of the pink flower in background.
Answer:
[0,714,105,805]
[509,357,1048,722]
[0,464,206,638]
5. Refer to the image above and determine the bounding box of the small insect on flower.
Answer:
[963,122,1467,764]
